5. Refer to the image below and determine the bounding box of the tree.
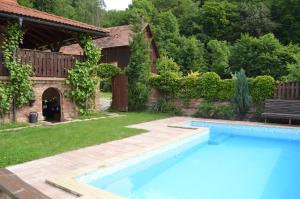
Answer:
[129,0,157,23]
[152,11,180,56]
[230,33,297,79]
[232,69,252,119]
[199,1,239,42]
[174,36,206,74]
[126,23,151,111]
[239,2,277,36]
[284,53,300,81]
[206,39,230,78]
[272,0,300,44]
[102,10,130,27]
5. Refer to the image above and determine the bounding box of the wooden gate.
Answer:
[112,74,128,111]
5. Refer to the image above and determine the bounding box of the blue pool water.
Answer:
[77,122,300,199]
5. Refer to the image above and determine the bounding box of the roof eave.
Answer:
[0,12,109,37]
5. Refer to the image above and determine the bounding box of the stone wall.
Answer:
[0,77,78,122]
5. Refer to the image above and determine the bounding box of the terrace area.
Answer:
[0,49,83,78]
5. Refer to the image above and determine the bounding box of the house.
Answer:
[0,0,108,122]
[61,24,160,111]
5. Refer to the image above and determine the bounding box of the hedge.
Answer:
[150,72,276,103]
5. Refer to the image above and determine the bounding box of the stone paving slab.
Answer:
[7,117,192,198]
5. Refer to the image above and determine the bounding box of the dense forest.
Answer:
[18,0,300,81]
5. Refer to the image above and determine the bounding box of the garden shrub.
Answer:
[232,69,252,119]
[199,72,221,101]
[178,71,201,100]
[97,63,121,79]
[194,101,234,119]
[217,79,235,101]
[152,99,182,115]
[100,79,112,92]
[150,73,181,100]
[250,76,276,104]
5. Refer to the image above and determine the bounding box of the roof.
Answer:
[95,25,133,48]
[61,24,154,55]
[0,0,108,35]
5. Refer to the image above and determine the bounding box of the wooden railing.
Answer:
[0,49,83,78]
[274,82,300,100]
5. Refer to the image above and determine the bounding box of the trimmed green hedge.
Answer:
[150,72,276,103]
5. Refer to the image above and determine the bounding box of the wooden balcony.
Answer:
[0,49,83,78]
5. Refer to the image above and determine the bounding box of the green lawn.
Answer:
[100,92,112,99]
[0,112,168,168]
[0,122,28,131]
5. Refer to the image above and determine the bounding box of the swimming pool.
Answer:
[76,122,300,199]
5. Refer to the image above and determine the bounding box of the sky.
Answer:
[105,0,132,10]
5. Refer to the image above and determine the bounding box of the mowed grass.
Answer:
[100,92,112,99]
[0,112,169,168]
[0,122,28,131]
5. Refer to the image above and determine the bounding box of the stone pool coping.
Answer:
[170,118,300,130]
[46,126,209,199]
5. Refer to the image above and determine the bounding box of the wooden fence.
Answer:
[0,49,83,78]
[274,82,300,100]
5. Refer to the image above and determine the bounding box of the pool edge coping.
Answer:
[46,126,209,199]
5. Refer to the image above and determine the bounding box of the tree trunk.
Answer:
[12,93,16,123]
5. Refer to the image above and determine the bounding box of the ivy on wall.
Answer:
[66,34,101,115]
[1,22,34,122]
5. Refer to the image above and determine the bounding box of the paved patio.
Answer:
[7,117,195,199]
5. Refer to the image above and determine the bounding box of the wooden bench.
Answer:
[0,169,50,199]
[262,99,300,124]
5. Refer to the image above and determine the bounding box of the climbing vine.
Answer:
[2,22,33,122]
[66,34,101,115]
[0,82,9,121]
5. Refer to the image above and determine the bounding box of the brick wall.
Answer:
[0,77,78,122]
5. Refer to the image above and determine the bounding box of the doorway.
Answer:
[42,87,62,122]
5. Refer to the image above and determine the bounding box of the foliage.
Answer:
[156,56,180,75]
[100,79,112,92]
[126,23,151,111]
[66,35,100,115]
[199,1,239,42]
[272,0,300,45]
[232,69,252,119]
[238,2,277,36]
[2,23,33,120]
[19,0,106,27]
[230,33,297,79]
[129,0,157,23]
[178,71,201,100]
[97,63,121,79]
[0,83,9,119]
[152,11,181,57]
[206,39,230,78]
[150,56,181,100]
[249,76,276,104]
[218,79,235,101]
[152,99,182,115]
[199,72,221,101]
[194,101,235,120]
[102,10,130,27]
[174,36,207,74]
[284,53,300,81]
